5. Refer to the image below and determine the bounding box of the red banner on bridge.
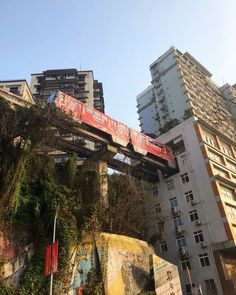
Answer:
[49,90,176,168]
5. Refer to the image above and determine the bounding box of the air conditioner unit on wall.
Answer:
[172,207,179,215]
[179,246,187,256]
[175,225,184,235]
[196,220,201,226]
[201,242,207,248]
[191,200,196,205]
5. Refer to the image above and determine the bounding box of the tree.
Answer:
[0,99,164,294]
[0,98,77,221]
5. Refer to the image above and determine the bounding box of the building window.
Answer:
[204,134,217,148]
[59,74,67,79]
[9,86,19,94]
[155,204,161,214]
[232,224,236,236]
[213,166,229,178]
[181,257,191,270]
[180,154,187,166]
[189,209,199,222]
[221,141,232,157]
[231,174,236,182]
[94,101,101,107]
[79,86,85,91]
[225,203,236,219]
[67,72,75,77]
[166,178,174,190]
[94,93,101,99]
[208,150,224,164]
[160,241,168,252]
[173,216,182,227]
[185,284,195,295]
[158,221,164,234]
[176,236,186,249]
[220,185,236,202]
[226,160,236,172]
[193,230,204,243]
[181,173,189,184]
[152,187,158,197]
[205,279,217,295]
[169,197,178,208]
[185,191,194,202]
[78,76,86,82]
[199,253,210,267]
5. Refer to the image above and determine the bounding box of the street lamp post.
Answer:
[49,204,59,295]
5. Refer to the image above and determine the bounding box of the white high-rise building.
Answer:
[138,48,236,295]
[137,47,236,138]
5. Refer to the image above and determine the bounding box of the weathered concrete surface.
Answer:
[69,233,182,295]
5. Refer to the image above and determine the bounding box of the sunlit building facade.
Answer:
[138,48,236,295]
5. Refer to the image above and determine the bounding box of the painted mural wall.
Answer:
[70,233,182,295]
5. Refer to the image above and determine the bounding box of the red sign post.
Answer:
[45,241,58,276]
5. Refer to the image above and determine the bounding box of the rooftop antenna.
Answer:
[79,64,82,71]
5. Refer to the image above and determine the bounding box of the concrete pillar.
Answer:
[96,161,108,207]
[83,160,108,207]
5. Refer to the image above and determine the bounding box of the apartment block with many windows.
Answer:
[137,48,236,295]
[144,118,236,294]
[137,47,236,139]
[30,69,105,112]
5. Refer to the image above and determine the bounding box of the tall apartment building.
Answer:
[137,48,236,295]
[30,69,105,112]
[137,47,236,138]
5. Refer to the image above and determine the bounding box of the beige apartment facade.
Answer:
[0,80,34,107]
[144,117,236,295]
[137,47,236,294]
[196,121,236,294]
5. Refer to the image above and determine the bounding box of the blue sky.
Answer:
[0,0,235,129]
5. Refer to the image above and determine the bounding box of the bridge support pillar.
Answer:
[83,159,108,207]
[96,160,108,207]
[84,145,118,206]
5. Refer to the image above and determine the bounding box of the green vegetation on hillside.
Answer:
[0,99,148,294]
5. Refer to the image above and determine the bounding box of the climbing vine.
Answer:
[0,99,160,294]
[0,100,81,294]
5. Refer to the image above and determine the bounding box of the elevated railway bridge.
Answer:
[0,87,178,278]
[47,90,177,183]
[0,88,177,183]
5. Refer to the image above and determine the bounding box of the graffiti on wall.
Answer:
[70,233,182,295]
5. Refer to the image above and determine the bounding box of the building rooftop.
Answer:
[0,79,27,83]
[137,85,154,100]
[184,52,212,77]
[31,69,94,75]
[149,47,212,78]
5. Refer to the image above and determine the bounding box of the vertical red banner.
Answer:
[44,241,58,276]
[51,241,58,273]
[45,244,51,276]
